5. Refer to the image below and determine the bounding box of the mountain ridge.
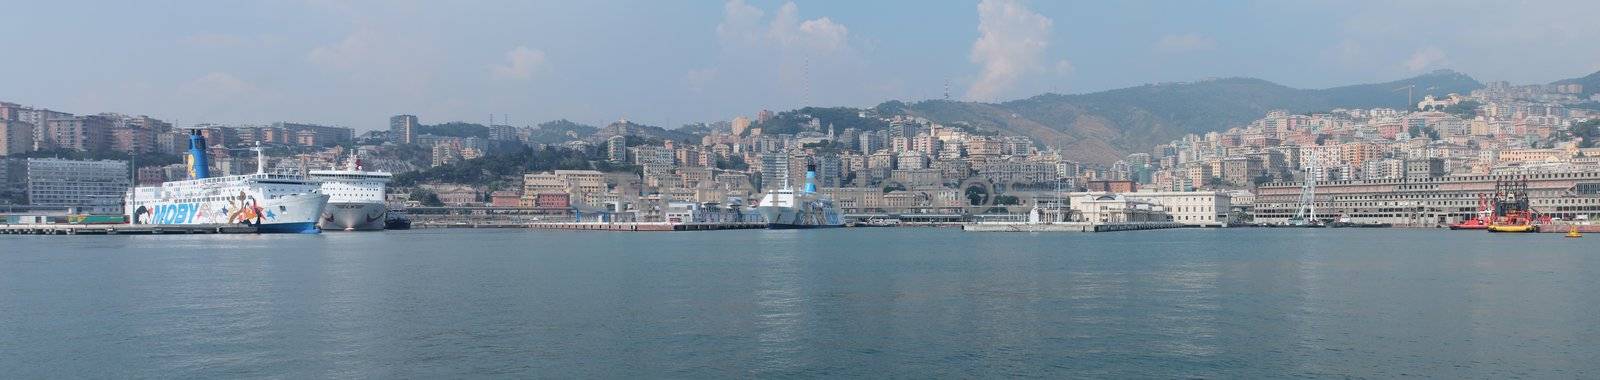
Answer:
[885,69,1485,164]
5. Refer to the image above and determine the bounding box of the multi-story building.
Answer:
[1126,191,1232,226]
[0,120,34,156]
[521,170,608,207]
[45,115,113,152]
[26,158,130,213]
[607,135,627,163]
[1254,172,1600,226]
[758,153,789,191]
[390,115,418,144]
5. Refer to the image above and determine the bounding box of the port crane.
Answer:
[1288,162,1318,226]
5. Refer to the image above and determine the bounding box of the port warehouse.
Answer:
[1254,171,1600,226]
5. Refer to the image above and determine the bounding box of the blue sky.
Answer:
[2,0,1597,130]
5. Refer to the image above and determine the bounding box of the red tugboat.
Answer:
[1485,179,1543,233]
[1449,194,1492,230]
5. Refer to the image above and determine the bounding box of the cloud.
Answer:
[491,46,547,80]
[718,1,851,56]
[1054,59,1075,75]
[684,68,717,93]
[967,0,1053,101]
[1322,39,1367,66]
[307,28,382,71]
[768,2,849,54]
[179,72,256,98]
[708,0,862,105]
[1402,46,1448,71]
[716,0,764,46]
[181,33,249,48]
[1153,33,1216,53]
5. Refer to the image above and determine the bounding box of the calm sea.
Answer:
[2,228,1597,378]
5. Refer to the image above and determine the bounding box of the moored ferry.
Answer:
[308,154,391,231]
[124,131,329,233]
[756,164,844,229]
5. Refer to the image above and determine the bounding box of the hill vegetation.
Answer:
[1552,70,1600,98]
[392,146,634,190]
[886,70,1484,164]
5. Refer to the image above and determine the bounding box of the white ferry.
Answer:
[308,154,391,231]
[124,131,329,233]
[756,164,844,229]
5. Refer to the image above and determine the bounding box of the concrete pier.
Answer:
[0,224,258,235]
[962,222,1185,232]
[415,221,770,231]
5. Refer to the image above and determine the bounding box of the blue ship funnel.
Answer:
[804,164,817,193]
[187,130,210,180]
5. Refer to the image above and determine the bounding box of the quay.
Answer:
[962,222,1185,232]
[1539,224,1600,233]
[416,221,769,231]
[0,224,257,235]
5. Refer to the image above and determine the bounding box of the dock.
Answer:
[416,221,770,231]
[962,222,1185,232]
[1538,224,1600,233]
[0,224,258,235]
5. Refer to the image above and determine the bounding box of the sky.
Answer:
[2,0,1598,131]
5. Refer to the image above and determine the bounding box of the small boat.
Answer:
[1567,227,1583,238]
[1449,219,1490,230]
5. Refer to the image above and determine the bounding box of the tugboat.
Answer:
[1449,195,1493,230]
[1486,179,1542,233]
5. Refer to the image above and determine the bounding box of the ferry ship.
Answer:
[756,164,844,229]
[124,131,329,233]
[308,154,392,231]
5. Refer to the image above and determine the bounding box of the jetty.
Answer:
[962,222,1184,232]
[415,221,769,231]
[0,224,258,235]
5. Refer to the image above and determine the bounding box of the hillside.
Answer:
[1552,70,1600,98]
[891,70,1484,164]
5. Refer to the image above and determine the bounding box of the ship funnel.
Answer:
[804,163,817,193]
[186,130,210,180]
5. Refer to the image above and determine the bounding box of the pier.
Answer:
[0,224,258,235]
[962,222,1185,232]
[416,221,769,231]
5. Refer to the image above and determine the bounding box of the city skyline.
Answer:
[2,0,1599,131]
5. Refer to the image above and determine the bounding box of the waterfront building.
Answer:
[1254,172,1600,226]
[26,158,130,213]
[1126,190,1232,226]
[1069,193,1171,224]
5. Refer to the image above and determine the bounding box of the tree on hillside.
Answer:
[1573,120,1600,148]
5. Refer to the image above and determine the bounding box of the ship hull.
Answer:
[318,202,387,231]
[128,193,329,234]
[757,205,844,229]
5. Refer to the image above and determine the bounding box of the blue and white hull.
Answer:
[128,193,329,234]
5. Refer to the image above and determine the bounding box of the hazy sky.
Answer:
[3,0,1597,130]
